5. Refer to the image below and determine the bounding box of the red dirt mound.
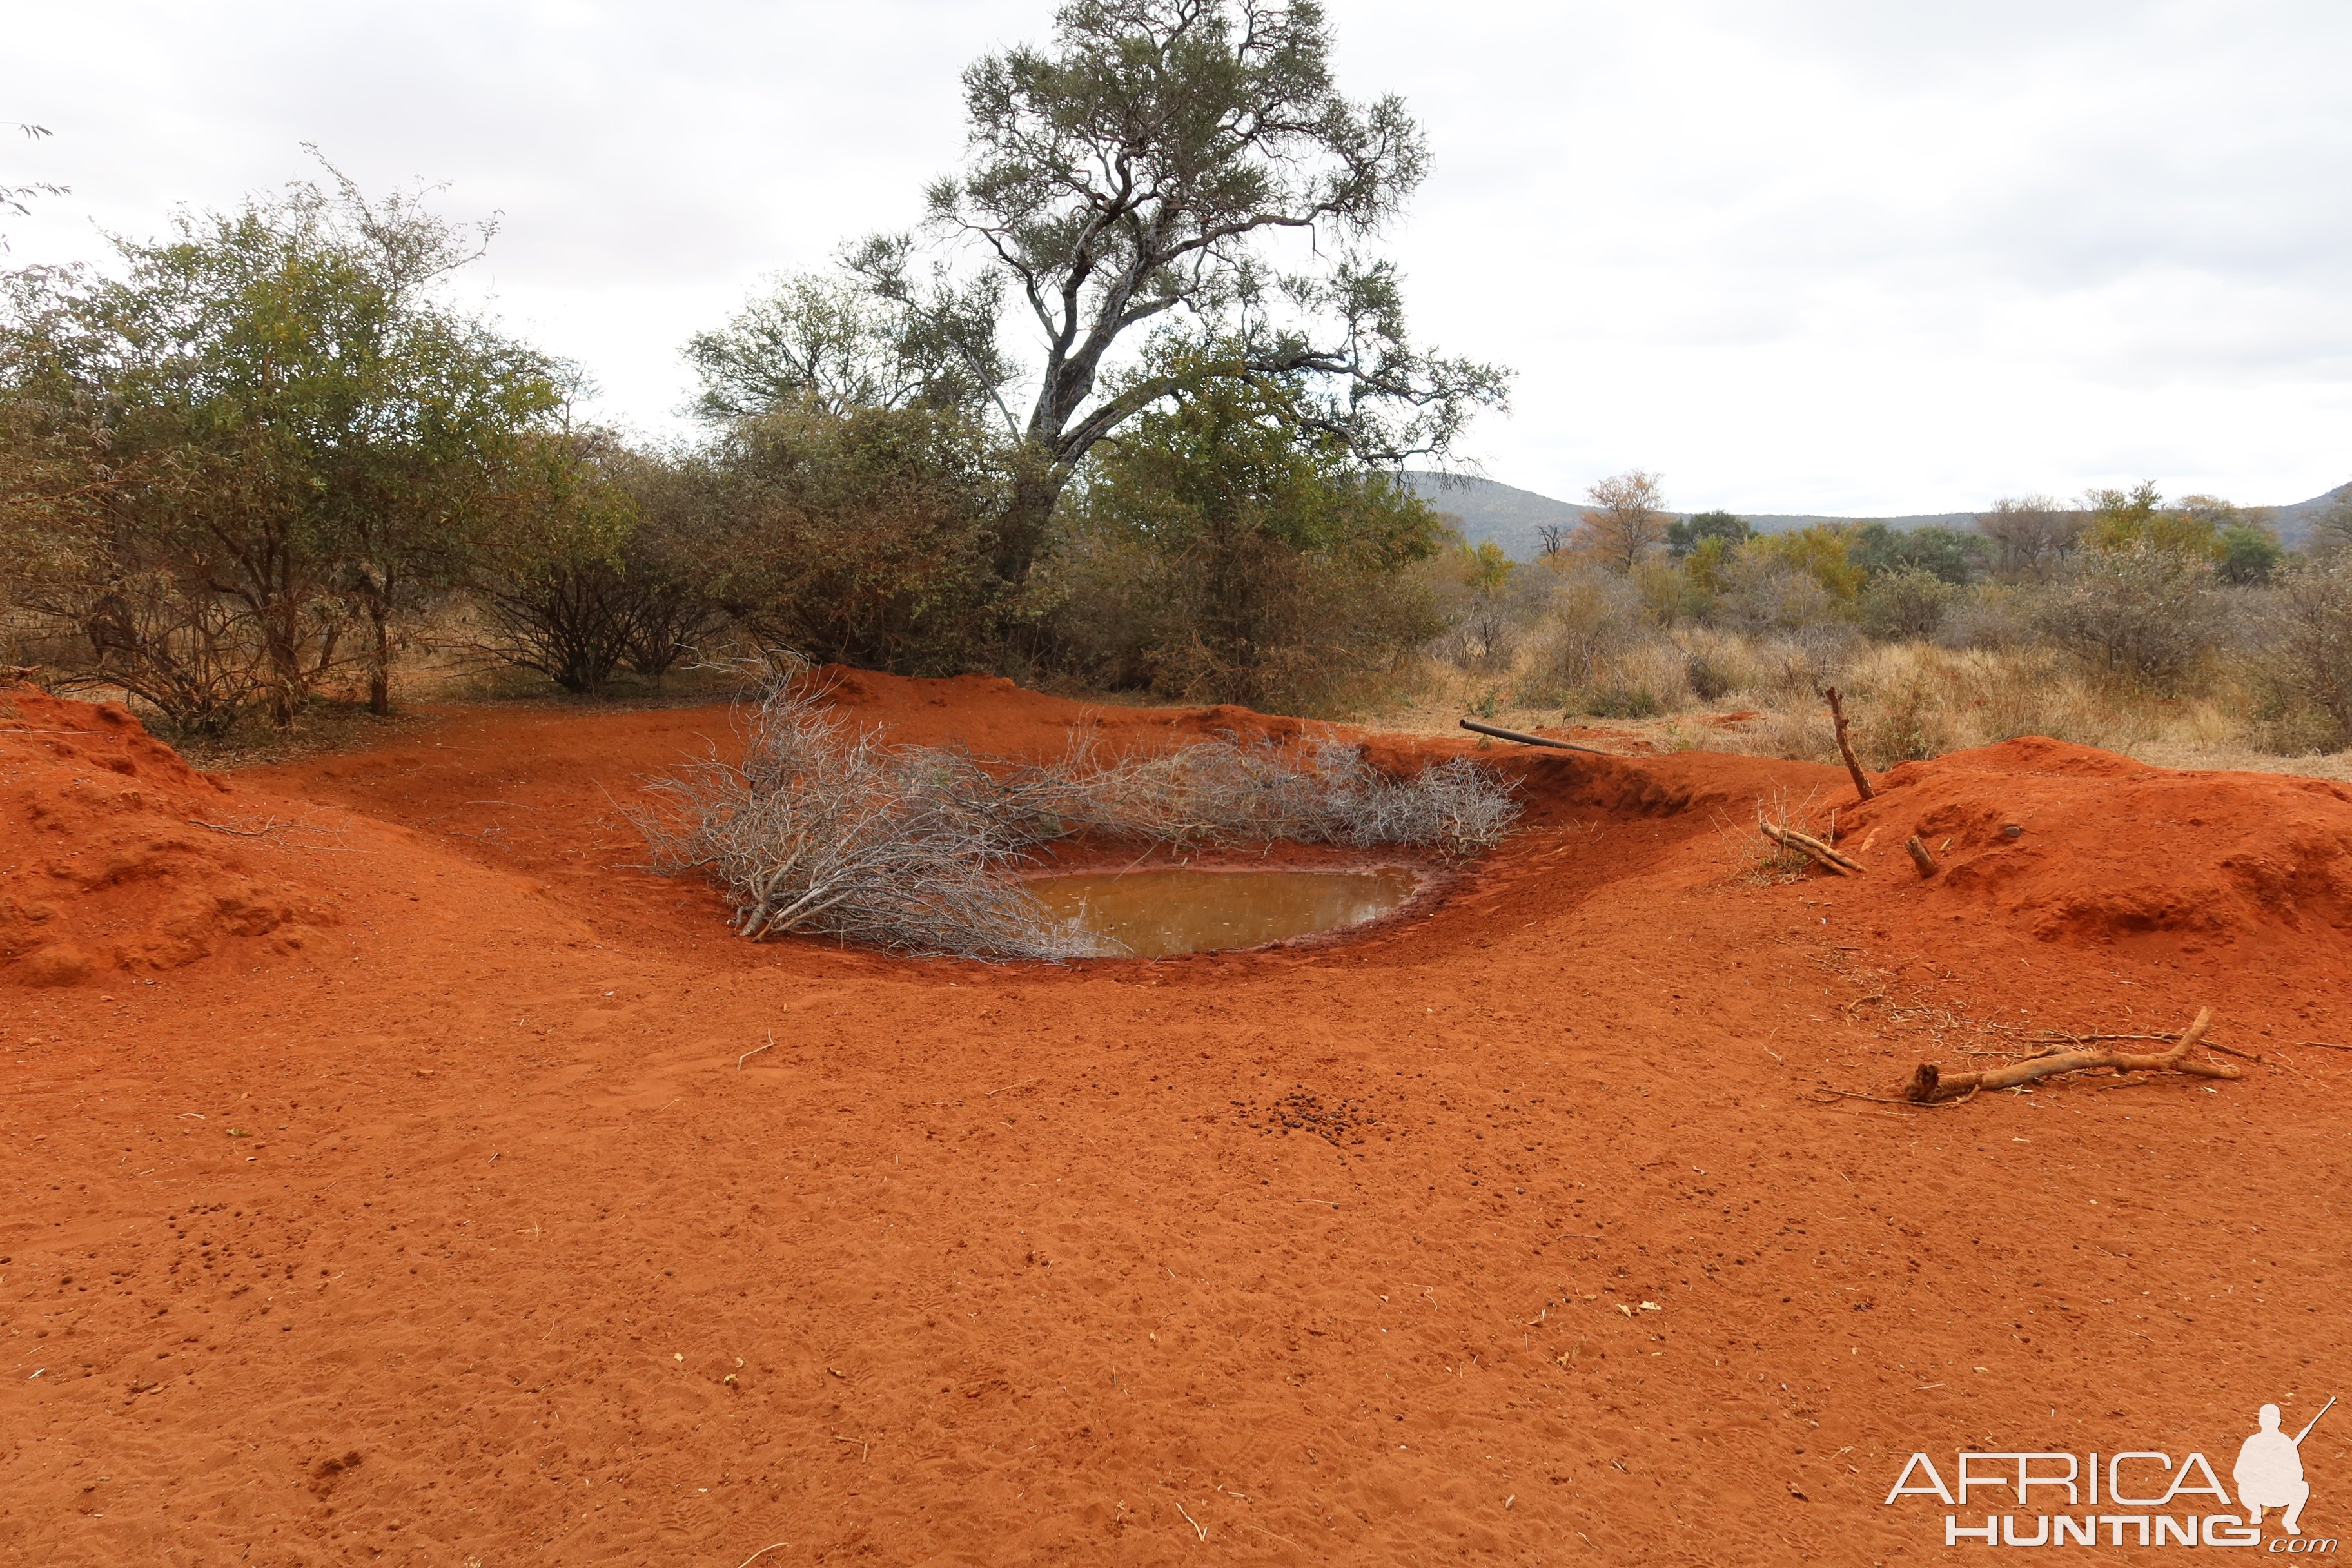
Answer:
[8,678,2352,1566]
[0,686,347,986]
[1844,736,2352,956]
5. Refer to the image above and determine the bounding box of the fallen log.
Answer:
[1458,718,1609,756]
[1903,1008,2235,1103]
[1824,686,1875,801]
[1759,820,1863,876]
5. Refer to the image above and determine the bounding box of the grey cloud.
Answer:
[8,0,2348,509]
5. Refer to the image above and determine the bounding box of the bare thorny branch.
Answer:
[624,675,1519,959]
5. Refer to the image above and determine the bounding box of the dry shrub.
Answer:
[2253,554,2352,749]
[1749,627,1857,703]
[629,678,1520,958]
[1859,565,1955,641]
[1699,643,2161,767]
[1568,642,1693,719]
[1936,582,2043,651]
[1044,525,1443,716]
[1518,565,1654,707]
[628,678,1094,959]
[2035,543,2225,691]
[1717,553,1840,634]
[1030,733,1520,854]
[1674,628,1765,703]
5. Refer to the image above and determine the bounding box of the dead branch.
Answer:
[1903,1008,2237,1102]
[188,816,293,838]
[1759,821,1863,876]
[1458,718,1609,756]
[1905,834,1939,879]
[186,814,340,840]
[629,678,1520,959]
[1823,687,1875,801]
[1813,1086,1975,1108]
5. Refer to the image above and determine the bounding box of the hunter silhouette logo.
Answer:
[1883,1396,2337,1550]
[2240,1398,2333,1537]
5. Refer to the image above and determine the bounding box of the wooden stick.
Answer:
[1903,1008,2235,1102]
[1905,834,1940,879]
[1759,821,1863,876]
[1824,687,1875,801]
[1458,718,1609,756]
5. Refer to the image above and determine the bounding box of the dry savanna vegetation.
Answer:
[4,0,2346,784]
[1400,476,2352,781]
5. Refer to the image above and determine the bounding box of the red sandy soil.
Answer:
[5,671,2352,1565]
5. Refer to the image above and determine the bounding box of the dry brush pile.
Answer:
[627,681,1520,959]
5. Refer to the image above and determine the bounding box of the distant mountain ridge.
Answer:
[1402,472,2351,560]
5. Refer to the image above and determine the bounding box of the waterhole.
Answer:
[1026,867,1420,958]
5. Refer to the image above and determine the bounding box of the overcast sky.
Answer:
[8,1,2349,514]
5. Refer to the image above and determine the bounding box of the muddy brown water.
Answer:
[1025,866,1420,957]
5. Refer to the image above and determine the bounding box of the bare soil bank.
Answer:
[4,671,2349,1563]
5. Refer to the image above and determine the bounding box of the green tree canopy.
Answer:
[1665,509,1752,559]
[1848,521,1987,585]
[1059,372,1444,707]
[701,0,1507,587]
[1,162,566,723]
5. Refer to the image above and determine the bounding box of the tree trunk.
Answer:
[264,603,303,729]
[995,460,1069,589]
[366,595,393,716]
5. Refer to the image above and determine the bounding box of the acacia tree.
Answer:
[718,0,1505,586]
[1573,469,1669,573]
[1974,495,2080,583]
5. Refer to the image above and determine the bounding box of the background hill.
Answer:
[1403,472,2351,558]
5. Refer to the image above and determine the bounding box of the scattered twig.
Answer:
[1823,687,1874,801]
[1234,1518,1305,1551]
[1171,1498,1208,1542]
[985,1077,1037,1098]
[738,1032,774,1070]
[2296,1040,2352,1052]
[731,1545,791,1568]
[1903,1008,2235,1103]
[1758,820,1863,876]
[1457,718,1609,756]
[1293,1198,1342,1207]
[830,1435,869,1462]
[0,727,106,736]
[1813,1086,1975,1109]
[187,816,298,838]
